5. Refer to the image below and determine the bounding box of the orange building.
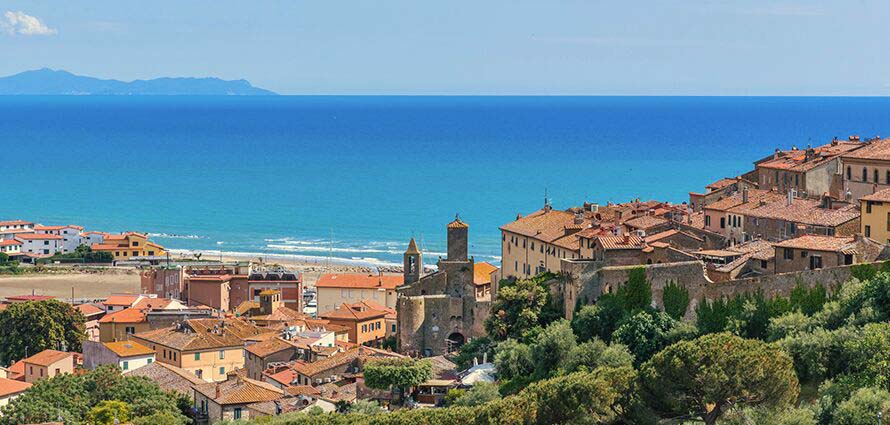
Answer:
[22,350,77,383]
[91,232,166,262]
[319,302,387,346]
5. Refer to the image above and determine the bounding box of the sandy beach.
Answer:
[0,271,141,300]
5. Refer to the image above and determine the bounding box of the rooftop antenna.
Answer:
[544,188,550,208]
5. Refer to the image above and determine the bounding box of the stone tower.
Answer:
[446,215,468,261]
[403,238,422,284]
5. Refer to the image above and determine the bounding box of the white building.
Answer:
[80,231,107,247]
[35,225,84,253]
[15,233,62,256]
[0,240,22,257]
[0,220,33,233]
[83,340,156,372]
[0,229,34,241]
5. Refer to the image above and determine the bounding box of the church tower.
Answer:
[446,215,469,261]
[403,238,422,284]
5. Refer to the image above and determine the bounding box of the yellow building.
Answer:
[91,232,166,261]
[499,205,587,280]
[860,188,890,243]
[131,318,275,382]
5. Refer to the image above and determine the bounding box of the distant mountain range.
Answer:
[0,68,277,95]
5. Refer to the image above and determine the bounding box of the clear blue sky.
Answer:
[1,1,888,95]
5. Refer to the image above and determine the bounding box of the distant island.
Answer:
[0,68,277,95]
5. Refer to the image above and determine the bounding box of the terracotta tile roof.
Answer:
[315,274,402,290]
[133,318,274,352]
[860,188,890,202]
[841,138,890,161]
[0,240,23,247]
[194,376,284,405]
[285,385,321,396]
[353,300,396,320]
[500,208,587,249]
[234,301,259,316]
[0,220,32,227]
[76,303,104,317]
[98,307,146,324]
[0,378,30,397]
[249,306,307,323]
[265,367,299,386]
[704,189,778,212]
[447,217,469,229]
[624,215,669,231]
[729,239,776,261]
[758,141,863,172]
[103,294,141,306]
[706,178,738,192]
[23,350,73,367]
[319,303,386,321]
[15,233,62,240]
[473,262,497,286]
[6,361,24,378]
[132,297,178,310]
[6,295,54,302]
[103,341,155,357]
[245,338,294,358]
[318,381,357,402]
[596,234,645,250]
[291,348,360,378]
[729,197,860,227]
[774,235,858,252]
[550,232,582,251]
[124,361,203,394]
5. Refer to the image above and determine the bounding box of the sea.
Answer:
[2,96,889,268]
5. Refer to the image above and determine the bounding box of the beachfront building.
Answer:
[15,233,62,256]
[91,232,166,262]
[0,239,22,257]
[83,340,156,372]
[315,273,401,315]
[0,220,33,234]
[34,225,84,253]
[841,137,890,201]
[131,317,275,382]
[80,231,107,246]
[22,350,78,383]
[754,138,863,199]
[860,188,890,243]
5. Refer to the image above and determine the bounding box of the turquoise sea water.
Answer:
[2,96,889,267]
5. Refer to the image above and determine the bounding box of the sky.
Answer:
[0,1,888,95]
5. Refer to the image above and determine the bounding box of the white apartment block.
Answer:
[35,225,85,253]
[0,220,33,233]
[15,233,63,256]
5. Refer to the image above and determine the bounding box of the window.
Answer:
[865,225,872,237]
[147,358,153,364]
[195,369,203,379]
[219,367,225,375]
[761,260,768,269]
[867,202,873,213]
[234,408,242,420]
[132,251,138,257]
[122,361,129,370]
[132,241,139,246]
[219,350,225,359]
[886,211,890,231]
[705,215,711,226]
[801,250,808,258]
[810,255,823,270]
[125,326,135,334]
[875,169,879,183]
[195,352,200,361]
[783,248,794,260]
[720,217,725,229]
[864,167,868,181]
[392,324,396,332]
[173,352,177,361]
[847,166,852,180]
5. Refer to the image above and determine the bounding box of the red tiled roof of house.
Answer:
[704,190,779,212]
[103,294,141,306]
[860,188,890,202]
[132,297,178,310]
[264,367,299,386]
[76,303,104,317]
[291,348,360,378]
[98,307,147,324]
[6,295,55,302]
[473,262,498,286]
[773,235,858,252]
[759,141,863,172]
[103,341,155,357]
[841,138,890,161]
[500,208,587,246]
[15,233,62,240]
[0,220,32,227]
[319,303,386,321]
[194,376,284,405]
[729,197,860,227]
[23,349,74,367]
[0,378,30,397]
[623,215,669,231]
[596,234,645,250]
[315,274,402,290]
[6,361,24,379]
[705,178,738,192]
[133,318,274,352]
[0,240,23,247]
[245,338,294,358]
[353,300,396,320]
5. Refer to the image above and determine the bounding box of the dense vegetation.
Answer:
[0,299,85,365]
[0,365,190,425]
[37,244,114,264]
[258,264,890,424]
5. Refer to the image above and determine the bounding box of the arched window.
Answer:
[874,169,879,183]
[863,167,868,182]
[847,166,852,180]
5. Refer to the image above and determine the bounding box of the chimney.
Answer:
[623,233,630,244]
[742,187,749,203]
[787,189,795,206]
[215,385,221,399]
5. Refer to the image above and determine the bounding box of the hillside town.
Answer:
[1,135,890,423]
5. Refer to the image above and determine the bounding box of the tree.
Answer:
[530,320,576,378]
[452,382,501,407]
[662,280,690,320]
[86,400,131,425]
[563,339,634,373]
[347,400,385,415]
[832,387,890,425]
[493,339,534,381]
[453,336,495,370]
[0,300,85,365]
[789,282,827,316]
[0,252,8,264]
[639,333,799,425]
[484,277,549,341]
[571,294,627,343]
[618,267,652,311]
[850,263,878,282]
[363,358,432,404]
[612,310,678,366]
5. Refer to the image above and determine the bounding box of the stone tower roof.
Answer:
[447,215,469,229]
[405,238,421,255]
